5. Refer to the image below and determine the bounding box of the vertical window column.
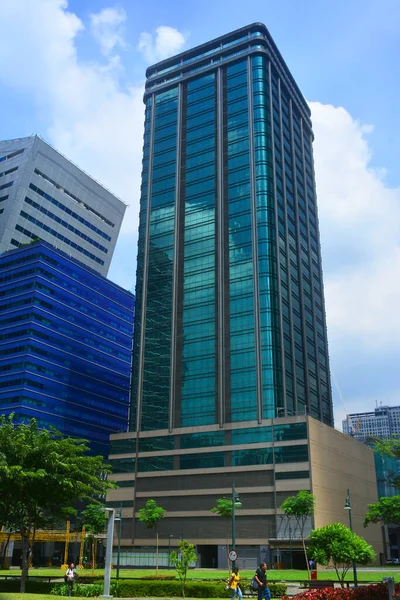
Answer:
[251,55,280,420]
[278,77,300,417]
[130,97,153,431]
[226,60,257,422]
[141,87,179,431]
[180,74,217,427]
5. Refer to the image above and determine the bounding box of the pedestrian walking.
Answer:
[255,562,270,600]
[229,567,243,600]
[65,562,77,597]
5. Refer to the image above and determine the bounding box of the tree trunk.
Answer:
[156,530,159,576]
[334,566,344,588]
[20,532,30,593]
[1,533,11,569]
[91,537,95,574]
[302,535,310,579]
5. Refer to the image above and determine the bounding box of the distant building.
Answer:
[342,405,400,442]
[343,405,400,561]
[0,135,126,276]
[0,241,134,456]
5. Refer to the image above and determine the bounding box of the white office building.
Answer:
[343,404,400,442]
[0,136,126,276]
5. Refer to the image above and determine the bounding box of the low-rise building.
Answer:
[107,415,383,568]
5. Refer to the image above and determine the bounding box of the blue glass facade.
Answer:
[0,241,134,456]
[131,23,333,437]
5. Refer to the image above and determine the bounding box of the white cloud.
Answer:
[138,26,187,63]
[311,102,400,349]
[0,1,190,289]
[90,7,127,57]
[0,0,398,424]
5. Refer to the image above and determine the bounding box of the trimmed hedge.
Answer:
[0,580,54,594]
[0,577,287,598]
[116,580,287,598]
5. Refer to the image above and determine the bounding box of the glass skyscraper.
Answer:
[131,23,332,431]
[106,24,376,568]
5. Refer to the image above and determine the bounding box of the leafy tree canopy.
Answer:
[80,503,107,535]
[364,496,400,527]
[308,522,376,585]
[137,499,166,575]
[138,499,166,529]
[281,490,315,519]
[281,490,315,576]
[0,414,114,591]
[374,437,400,459]
[211,498,234,519]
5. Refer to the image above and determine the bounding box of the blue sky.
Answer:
[1,0,399,427]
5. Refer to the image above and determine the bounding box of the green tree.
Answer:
[138,499,166,575]
[364,496,400,527]
[308,522,376,586]
[374,438,400,487]
[0,414,114,593]
[170,540,197,598]
[80,504,107,572]
[211,498,234,561]
[280,490,315,575]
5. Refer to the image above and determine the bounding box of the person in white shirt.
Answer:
[65,563,77,597]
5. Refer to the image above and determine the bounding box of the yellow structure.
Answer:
[0,521,86,568]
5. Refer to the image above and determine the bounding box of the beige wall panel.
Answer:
[308,418,383,562]
[275,479,310,492]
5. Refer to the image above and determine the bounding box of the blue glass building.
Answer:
[0,241,134,456]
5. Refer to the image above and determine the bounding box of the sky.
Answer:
[0,0,399,429]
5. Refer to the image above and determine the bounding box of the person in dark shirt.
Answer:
[255,562,270,600]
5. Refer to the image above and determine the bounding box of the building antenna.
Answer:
[331,370,348,415]
[331,371,359,434]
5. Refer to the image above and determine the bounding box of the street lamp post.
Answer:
[100,508,115,599]
[168,532,173,569]
[344,489,358,587]
[289,525,293,570]
[231,483,242,569]
[115,504,122,581]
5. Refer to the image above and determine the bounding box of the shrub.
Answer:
[294,583,400,600]
[267,583,288,598]
[50,582,119,597]
[239,580,287,599]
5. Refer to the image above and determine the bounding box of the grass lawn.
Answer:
[0,567,399,582]
[0,596,89,600]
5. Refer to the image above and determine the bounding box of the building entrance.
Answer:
[198,545,218,568]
